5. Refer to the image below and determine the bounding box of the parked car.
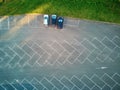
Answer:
[51,14,57,26]
[57,17,64,29]
[43,14,49,26]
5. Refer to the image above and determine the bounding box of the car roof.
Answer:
[52,14,57,16]
[44,15,49,17]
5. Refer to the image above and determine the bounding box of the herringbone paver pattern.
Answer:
[0,34,120,67]
[0,14,120,90]
[0,73,120,90]
[0,35,120,68]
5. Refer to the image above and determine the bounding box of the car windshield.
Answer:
[58,19,63,22]
[52,16,56,19]
[44,17,48,19]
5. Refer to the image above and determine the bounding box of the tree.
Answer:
[2,0,5,2]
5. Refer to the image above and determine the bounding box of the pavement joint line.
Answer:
[84,38,97,51]
[12,79,25,90]
[96,57,105,63]
[34,41,46,55]
[52,54,61,65]
[102,36,116,50]
[62,52,71,65]
[112,73,120,86]
[112,39,120,48]
[47,59,57,66]
[107,36,118,47]
[55,41,69,55]
[36,51,46,66]
[104,49,113,62]
[36,61,43,67]
[88,49,100,63]
[80,85,88,90]
[3,80,16,90]
[90,74,105,89]
[56,50,69,65]
[21,44,35,58]
[108,57,115,62]
[35,41,51,57]
[103,84,111,90]
[74,38,87,50]
[47,41,60,55]
[76,52,85,64]
[28,81,36,90]
[71,75,84,89]
[8,55,18,69]
[111,36,120,48]
[83,84,91,90]
[67,40,84,53]
[111,35,119,41]
[83,49,91,64]
[111,84,119,90]
[5,46,15,57]
[87,58,95,64]
[62,86,69,90]
[73,50,81,63]
[60,76,74,89]
[66,50,75,64]
[110,73,120,84]
[4,55,11,67]
[56,60,63,66]
[71,85,79,90]
[77,38,89,51]
[101,73,115,88]
[50,40,64,54]
[110,47,120,59]
[19,54,28,67]
[41,42,54,55]
[41,77,55,90]
[50,76,64,90]
[63,40,76,53]
[82,74,96,88]
[71,50,80,64]
[13,44,25,57]
[0,84,6,90]
[92,85,101,90]
[30,54,41,67]
[112,83,118,90]
[91,37,106,50]
[21,78,35,90]
[112,73,120,79]
[60,41,70,54]
[97,47,111,62]
[30,77,40,85]
[25,61,32,68]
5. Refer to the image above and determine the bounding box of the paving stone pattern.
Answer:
[0,14,120,90]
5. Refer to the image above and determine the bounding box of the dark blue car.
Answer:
[57,17,64,29]
[51,15,57,26]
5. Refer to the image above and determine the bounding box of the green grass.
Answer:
[0,0,120,23]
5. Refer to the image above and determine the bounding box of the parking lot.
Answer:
[0,14,120,90]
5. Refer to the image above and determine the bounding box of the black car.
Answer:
[51,14,57,26]
[57,17,64,29]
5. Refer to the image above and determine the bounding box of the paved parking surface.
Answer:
[0,14,120,90]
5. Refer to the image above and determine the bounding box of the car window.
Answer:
[52,16,56,19]
[44,17,48,19]
[58,19,63,22]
